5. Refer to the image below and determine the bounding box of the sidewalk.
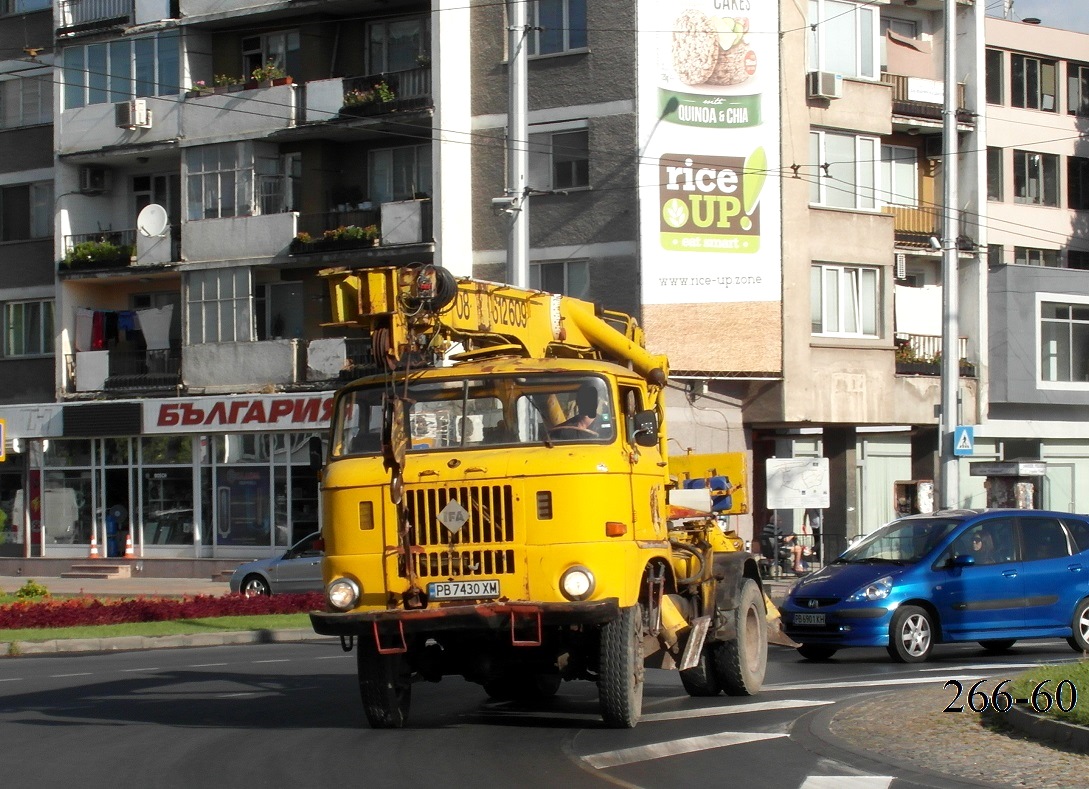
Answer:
[0,575,230,598]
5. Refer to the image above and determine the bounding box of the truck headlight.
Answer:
[327,578,361,611]
[846,575,892,602]
[559,566,595,601]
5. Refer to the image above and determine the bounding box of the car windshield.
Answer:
[330,373,616,457]
[838,518,961,565]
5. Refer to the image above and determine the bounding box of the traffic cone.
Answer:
[124,531,135,559]
[89,529,100,559]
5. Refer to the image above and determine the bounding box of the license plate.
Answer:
[427,579,501,601]
[793,613,826,626]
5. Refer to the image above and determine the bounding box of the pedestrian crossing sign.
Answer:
[954,425,974,457]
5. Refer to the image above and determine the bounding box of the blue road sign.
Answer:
[954,425,974,457]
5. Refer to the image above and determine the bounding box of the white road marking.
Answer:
[641,698,832,723]
[219,692,257,698]
[800,777,893,789]
[583,731,785,768]
[188,662,228,668]
[50,673,93,678]
[119,667,159,673]
[919,660,1074,672]
[252,659,290,664]
[767,674,994,692]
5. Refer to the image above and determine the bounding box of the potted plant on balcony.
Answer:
[61,240,135,271]
[249,60,292,89]
[341,80,396,117]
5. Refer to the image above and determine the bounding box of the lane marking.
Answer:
[49,673,93,678]
[0,677,23,682]
[188,663,229,668]
[767,674,1000,692]
[119,667,159,673]
[801,777,893,788]
[583,731,785,768]
[641,698,832,723]
[252,659,290,664]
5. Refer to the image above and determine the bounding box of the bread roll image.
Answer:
[671,10,755,87]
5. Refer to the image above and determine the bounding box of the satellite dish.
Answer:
[136,203,169,237]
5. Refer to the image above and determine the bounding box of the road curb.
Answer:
[5,628,334,656]
[987,703,1089,752]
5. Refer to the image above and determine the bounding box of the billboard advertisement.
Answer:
[639,0,782,373]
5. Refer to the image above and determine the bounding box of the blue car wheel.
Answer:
[887,605,933,663]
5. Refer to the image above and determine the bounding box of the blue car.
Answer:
[781,509,1089,662]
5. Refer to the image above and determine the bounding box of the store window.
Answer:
[807,0,879,80]
[1040,298,1089,384]
[41,440,94,546]
[186,268,253,344]
[811,263,880,338]
[62,31,179,110]
[528,0,587,57]
[141,436,194,547]
[1013,150,1059,206]
[809,130,878,210]
[1011,53,1057,112]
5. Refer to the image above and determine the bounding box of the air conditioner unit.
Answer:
[924,134,943,160]
[807,71,843,100]
[78,166,111,195]
[115,98,152,129]
[895,253,907,280]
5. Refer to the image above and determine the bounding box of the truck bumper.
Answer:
[310,598,621,639]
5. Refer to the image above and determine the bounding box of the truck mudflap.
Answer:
[310,598,621,640]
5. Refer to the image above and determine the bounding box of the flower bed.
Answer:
[0,592,322,630]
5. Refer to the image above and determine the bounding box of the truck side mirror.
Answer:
[632,410,659,447]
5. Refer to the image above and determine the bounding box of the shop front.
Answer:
[3,393,330,561]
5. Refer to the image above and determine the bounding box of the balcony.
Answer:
[882,73,972,126]
[183,339,304,391]
[67,347,181,394]
[57,0,132,36]
[895,333,974,377]
[60,230,135,272]
[182,212,298,264]
[291,201,433,255]
[302,67,432,124]
[883,205,940,247]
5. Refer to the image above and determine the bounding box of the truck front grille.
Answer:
[401,484,517,578]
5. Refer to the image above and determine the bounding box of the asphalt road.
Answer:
[1,634,1082,788]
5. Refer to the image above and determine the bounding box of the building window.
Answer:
[1015,247,1059,267]
[1068,62,1089,116]
[1,0,51,13]
[986,48,1004,105]
[62,31,179,110]
[256,281,303,340]
[1069,156,1089,211]
[880,145,917,207]
[186,143,256,220]
[368,16,430,73]
[368,144,432,204]
[256,152,300,215]
[0,75,51,128]
[1,181,52,240]
[1040,299,1089,383]
[530,260,589,298]
[528,0,587,57]
[809,130,878,210]
[242,31,300,81]
[4,299,53,357]
[186,269,252,344]
[807,0,879,80]
[1013,150,1059,206]
[1011,53,1057,112]
[987,147,1003,201]
[879,17,917,70]
[529,125,589,190]
[988,244,1004,267]
[811,263,879,337]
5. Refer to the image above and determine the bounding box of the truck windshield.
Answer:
[331,373,616,457]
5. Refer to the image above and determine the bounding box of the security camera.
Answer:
[928,236,942,251]
[491,196,517,208]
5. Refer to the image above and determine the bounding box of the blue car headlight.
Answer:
[846,575,893,602]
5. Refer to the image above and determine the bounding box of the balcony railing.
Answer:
[342,66,433,115]
[66,347,181,393]
[60,229,136,271]
[883,205,940,245]
[292,201,432,252]
[895,333,974,377]
[882,72,972,123]
[57,0,132,35]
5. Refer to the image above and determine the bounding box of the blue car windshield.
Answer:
[839,518,961,565]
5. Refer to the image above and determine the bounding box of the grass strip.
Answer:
[0,613,314,643]
[1006,660,1089,727]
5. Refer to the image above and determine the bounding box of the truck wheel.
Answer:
[712,578,767,696]
[357,645,412,728]
[679,645,721,697]
[598,603,645,728]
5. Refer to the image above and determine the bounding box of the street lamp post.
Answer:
[939,0,960,508]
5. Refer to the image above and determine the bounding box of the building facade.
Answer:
[0,0,1083,571]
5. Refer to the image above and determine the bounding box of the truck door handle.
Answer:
[465,466,487,474]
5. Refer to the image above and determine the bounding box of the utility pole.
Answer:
[939,0,960,508]
[506,0,530,287]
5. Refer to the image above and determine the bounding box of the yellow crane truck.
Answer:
[309,264,767,728]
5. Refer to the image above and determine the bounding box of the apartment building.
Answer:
[0,0,54,558]
[978,17,1089,512]
[8,0,1066,570]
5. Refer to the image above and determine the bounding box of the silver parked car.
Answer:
[229,532,323,596]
